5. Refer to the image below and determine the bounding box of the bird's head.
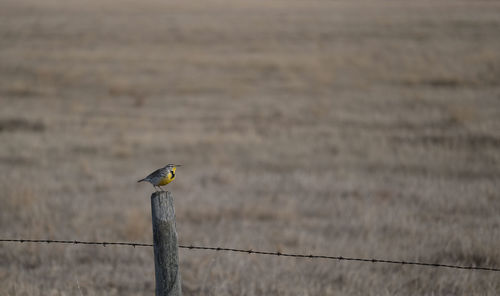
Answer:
[165,164,182,172]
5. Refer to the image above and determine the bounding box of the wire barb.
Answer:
[1,238,499,272]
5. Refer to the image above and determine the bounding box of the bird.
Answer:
[138,164,182,191]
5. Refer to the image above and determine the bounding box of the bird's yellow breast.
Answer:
[158,169,176,186]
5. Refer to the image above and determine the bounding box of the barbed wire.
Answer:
[0,239,151,248]
[1,238,499,272]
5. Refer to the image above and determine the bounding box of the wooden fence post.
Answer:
[151,191,182,296]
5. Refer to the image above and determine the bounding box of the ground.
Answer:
[1,0,500,295]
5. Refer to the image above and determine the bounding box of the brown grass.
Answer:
[1,0,500,295]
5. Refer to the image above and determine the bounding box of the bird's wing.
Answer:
[147,168,165,179]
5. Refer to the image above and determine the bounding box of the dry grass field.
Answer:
[1,0,500,295]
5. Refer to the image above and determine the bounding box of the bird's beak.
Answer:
[174,164,182,167]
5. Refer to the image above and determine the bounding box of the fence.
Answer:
[1,191,499,295]
[1,239,499,272]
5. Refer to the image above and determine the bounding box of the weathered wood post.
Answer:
[151,191,182,296]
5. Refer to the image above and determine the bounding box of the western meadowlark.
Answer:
[138,164,182,191]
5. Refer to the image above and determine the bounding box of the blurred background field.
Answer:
[1,0,500,295]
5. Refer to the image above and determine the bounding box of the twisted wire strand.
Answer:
[1,238,499,272]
